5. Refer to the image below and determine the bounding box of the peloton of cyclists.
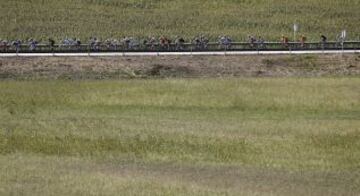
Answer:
[0,33,350,52]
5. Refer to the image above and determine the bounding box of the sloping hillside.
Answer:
[0,0,359,41]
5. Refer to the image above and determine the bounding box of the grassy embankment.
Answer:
[1,54,360,80]
[0,78,359,195]
[0,0,359,41]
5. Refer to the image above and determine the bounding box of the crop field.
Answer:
[0,78,359,195]
[0,0,360,41]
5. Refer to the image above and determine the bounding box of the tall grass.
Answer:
[0,0,359,41]
[0,78,359,195]
[0,78,359,169]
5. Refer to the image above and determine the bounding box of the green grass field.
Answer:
[0,78,359,195]
[0,0,359,41]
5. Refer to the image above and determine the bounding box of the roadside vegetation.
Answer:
[1,54,359,79]
[0,0,359,41]
[0,78,359,195]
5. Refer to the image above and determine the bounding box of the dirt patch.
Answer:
[0,54,359,79]
[145,64,194,77]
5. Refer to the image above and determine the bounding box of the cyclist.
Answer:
[0,39,7,51]
[149,36,157,50]
[48,38,55,51]
[248,35,256,48]
[175,36,185,51]
[29,39,37,51]
[281,35,289,48]
[200,35,209,49]
[193,36,201,50]
[320,34,327,49]
[300,35,306,48]
[320,34,327,43]
[257,36,265,49]
[76,38,81,50]
[223,36,232,50]
[12,39,22,52]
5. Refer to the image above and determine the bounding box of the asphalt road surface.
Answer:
[0,50,359,57]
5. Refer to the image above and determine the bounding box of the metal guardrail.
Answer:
[0,41,359,53]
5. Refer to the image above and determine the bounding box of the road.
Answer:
[0,50,359,57]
